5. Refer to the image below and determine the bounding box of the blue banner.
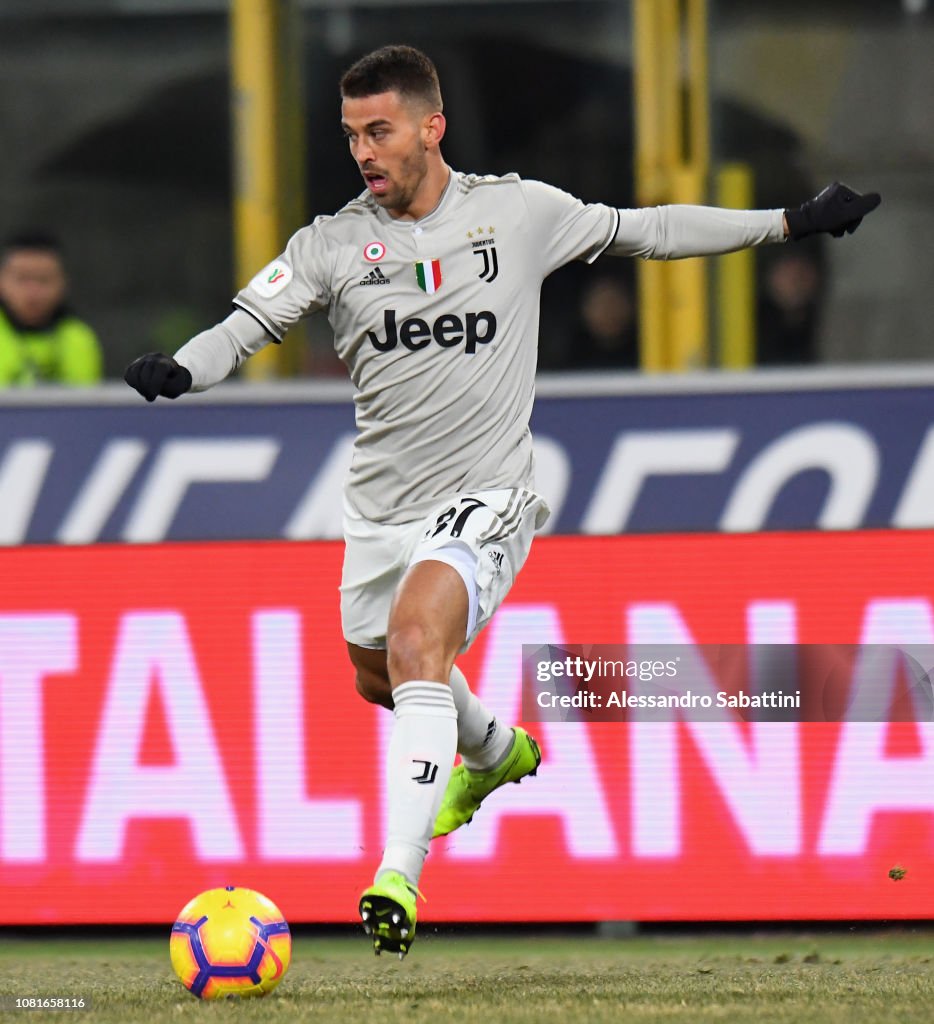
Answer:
[2,371,934,544]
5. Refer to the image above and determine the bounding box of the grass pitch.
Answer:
[1,928,932,1024]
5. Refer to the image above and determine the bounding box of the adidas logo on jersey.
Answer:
[359,266,391,286]
[367,308,497,354]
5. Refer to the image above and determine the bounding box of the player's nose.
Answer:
[352,140,375,165]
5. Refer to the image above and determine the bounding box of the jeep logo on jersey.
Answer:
[367,309,497,354]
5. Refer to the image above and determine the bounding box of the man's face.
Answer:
[0,249,67,328]
[341,90,432,216]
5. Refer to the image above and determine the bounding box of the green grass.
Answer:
[1,929,932,1024]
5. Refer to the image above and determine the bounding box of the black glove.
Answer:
[124,353,193,402]
[784,182,881,241]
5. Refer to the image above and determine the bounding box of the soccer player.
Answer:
[124,45,880,958]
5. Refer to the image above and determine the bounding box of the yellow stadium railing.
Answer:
[230,0,306,378]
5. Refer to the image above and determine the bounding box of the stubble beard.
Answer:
[379,147,429,216]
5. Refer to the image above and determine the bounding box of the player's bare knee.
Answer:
[387,620,451,686]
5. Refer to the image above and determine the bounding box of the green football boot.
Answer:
[432,727,542,838]
[358,871,420,959]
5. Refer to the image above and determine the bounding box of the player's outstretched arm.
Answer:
[610,182,881,262]
[124,309,273,401]
[783,182,881,240]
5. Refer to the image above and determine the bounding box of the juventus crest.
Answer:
[468,227,499,283]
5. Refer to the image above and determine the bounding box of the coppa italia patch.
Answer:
[363,241,386,263]
[249,261,293,298]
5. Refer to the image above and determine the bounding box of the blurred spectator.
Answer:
[565,273,639,370]
[756,247,824,366]
[0,231,103,387]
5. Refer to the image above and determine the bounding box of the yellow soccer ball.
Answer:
[169,886,291,999]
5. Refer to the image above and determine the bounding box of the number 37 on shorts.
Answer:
[417,488,550,581]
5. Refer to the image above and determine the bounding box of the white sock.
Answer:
[376,680,457,887]
[449,665,513,771]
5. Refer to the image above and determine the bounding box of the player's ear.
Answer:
[423,111,446,148]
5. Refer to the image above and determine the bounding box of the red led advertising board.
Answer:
[1,532,932,924]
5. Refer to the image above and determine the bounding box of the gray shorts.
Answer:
[340,488,550,651]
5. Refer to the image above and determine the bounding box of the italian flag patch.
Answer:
[414,259,442,294]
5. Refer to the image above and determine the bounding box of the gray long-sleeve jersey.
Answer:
[176,171,785,524]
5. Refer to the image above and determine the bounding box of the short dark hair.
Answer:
[1,230,64,264]
[340,45,442,112]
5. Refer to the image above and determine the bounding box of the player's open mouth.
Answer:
[364,173,389,194]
